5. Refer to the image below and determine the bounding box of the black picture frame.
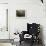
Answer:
[16,10,25,17]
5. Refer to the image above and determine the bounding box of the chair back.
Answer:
[27,23,40,35]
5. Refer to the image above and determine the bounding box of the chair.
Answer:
[19,23,40,46]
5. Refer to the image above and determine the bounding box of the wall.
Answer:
[9,0,46,45]
[0,0,13,46]
[8,0,45,45]
[0,4,9,39]
[8,0,42,36]
[0,0,9,39]
[0,0,8,3]
[0,0,46,46]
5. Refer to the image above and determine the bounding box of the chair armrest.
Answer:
[22,31,28,35]
[19,31,27,41]
[19,34,24,41]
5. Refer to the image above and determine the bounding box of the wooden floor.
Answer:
[19,41,43,46]
[0,39,14,43]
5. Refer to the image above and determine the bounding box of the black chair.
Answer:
[19,23,40,46]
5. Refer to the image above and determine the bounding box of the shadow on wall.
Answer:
[40,25,45,46]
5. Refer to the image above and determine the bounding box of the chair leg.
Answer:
[20,41,21,45]
[30,39,34,46]
[30,41,34,46]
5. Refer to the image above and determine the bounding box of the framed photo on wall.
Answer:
[16,10,25,17]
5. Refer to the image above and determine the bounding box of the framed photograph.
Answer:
[16,10,25,17]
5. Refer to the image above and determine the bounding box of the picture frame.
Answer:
[16,10,25,17]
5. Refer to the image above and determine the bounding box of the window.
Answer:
[0,3,8,31]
